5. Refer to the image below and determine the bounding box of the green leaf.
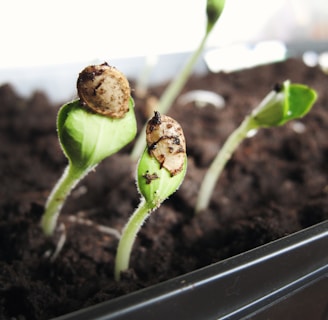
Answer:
[137,148,187,209]
[206,0,225,33]
[281,83,318,124]
[251,89,285,127]
[251,81,317,128]
[58,98,137,170]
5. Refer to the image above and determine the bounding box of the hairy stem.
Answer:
[115,199,153,281]
[41,164,88,236]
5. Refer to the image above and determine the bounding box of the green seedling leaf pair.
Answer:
[252,81,315,127]
[57,98,136,170]
[196,80,317,213]
[41,63,137,236]
[115,112,187,281]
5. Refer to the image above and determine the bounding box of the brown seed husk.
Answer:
[146,112,186,176]
[77,62,130,119]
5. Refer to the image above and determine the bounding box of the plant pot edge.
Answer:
[53,219,328,320]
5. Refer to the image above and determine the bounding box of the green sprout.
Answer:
[195,80,317,213]
[115,111,187,281]
[41,63,137,236]
[130,0,226,160]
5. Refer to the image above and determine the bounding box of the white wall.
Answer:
[1,0,326,69]
[0,0,327,101]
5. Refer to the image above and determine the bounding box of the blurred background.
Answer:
[0,0,327,101]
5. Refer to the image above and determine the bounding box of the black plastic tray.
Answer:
[54,220,328,320]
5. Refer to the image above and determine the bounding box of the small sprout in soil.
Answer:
[195,80,318,213]
[115,112,187,281]
[41,63,137,236]
[130,0,226,160]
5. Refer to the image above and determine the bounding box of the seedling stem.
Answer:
[196,81,317,213]
[130,0,225,160]
[115,112,187,281]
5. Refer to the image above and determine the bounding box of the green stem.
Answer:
[195,116,257,213]
[41,164,88,236]
[115,199,153,281]
[130,32,210,161]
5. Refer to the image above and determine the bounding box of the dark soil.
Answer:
[1,58,328,320]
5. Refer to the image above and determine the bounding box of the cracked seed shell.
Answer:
[146,111,186,176]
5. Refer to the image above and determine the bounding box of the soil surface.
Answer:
[1,58,328,319]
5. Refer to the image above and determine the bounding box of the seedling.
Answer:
[115,111,187,281]
[196,80,317,213]
[130,0,226,160]
[41,63,137,236]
